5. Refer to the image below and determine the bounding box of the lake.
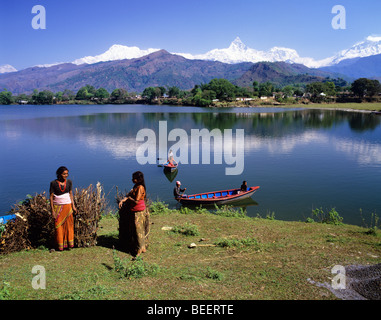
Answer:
[1,104,381,226]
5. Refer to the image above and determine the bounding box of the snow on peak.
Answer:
[0,64,17,74]
[72,44,161,65]
[327,36,381,65]
[176,35,381,68]
[229,37,247,51]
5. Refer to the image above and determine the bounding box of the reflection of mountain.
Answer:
[2,109,381,168]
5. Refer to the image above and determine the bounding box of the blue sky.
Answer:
[1,0,381,70]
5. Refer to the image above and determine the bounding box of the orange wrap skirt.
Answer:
[53,204,74,251]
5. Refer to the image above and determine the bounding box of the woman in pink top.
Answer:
[118,171,150,257]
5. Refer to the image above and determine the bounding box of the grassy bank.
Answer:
[1,204,380,300]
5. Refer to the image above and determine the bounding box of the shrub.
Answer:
[213,205,246,218]
[171,223,200,236]
[112,250,159,279]
[214,237,260,249]
[149,200,174,215]
[312,207,343,225]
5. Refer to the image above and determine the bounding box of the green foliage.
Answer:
[205,267,224,281]
[149,200,174,215]
[95,87,110,100]
[0,89,13,105]
[75,85,96,100]
[179,206,193,215]
[214,237,260,249]
[60,285,113,300]
[213,204,246,218]
[110,88,128,101]
[360,209,380,236]
[112,250,159,279]
[0,281,10,300]
[142,87,164,101]
[311,207,343,225]
[0,224,5,238]
[204,78,237,101]
[171,223,200,236]
[32,89,54,104]
[351,78,381,97]
[259,81,275,97]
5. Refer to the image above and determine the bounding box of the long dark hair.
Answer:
[132,171,146,193]
[56,166,69,180]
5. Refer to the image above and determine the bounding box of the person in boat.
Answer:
[118,171,150,257]
[174,181,187,199]
[165,149,178,167]
[240,181,248,192]
[49,166,76,251]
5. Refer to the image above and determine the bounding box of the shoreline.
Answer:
[5,100,381,112]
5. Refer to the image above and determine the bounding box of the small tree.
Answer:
[0,89,13,105]
[95,88,110,100]
[110,88,127,102]
[351,78,381,98]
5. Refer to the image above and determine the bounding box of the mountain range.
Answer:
[1,36,381,95]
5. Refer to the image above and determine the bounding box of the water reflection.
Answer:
[3,109,380,166]
[163,168,178,183]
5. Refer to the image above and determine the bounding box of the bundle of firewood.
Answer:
[0,193,54,254]
[73,183,106,247]
[0,183,107,254]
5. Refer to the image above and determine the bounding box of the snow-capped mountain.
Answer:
[176,36,381,68]
[2,35,381,73]
[176,37,314,66]
[0,64,17,74]
[327,35,381,66]
[72,44,161,65]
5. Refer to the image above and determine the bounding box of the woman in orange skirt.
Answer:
[49,166,76,251]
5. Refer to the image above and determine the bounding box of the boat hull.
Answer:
[163,164,178,172]
[177,186,259,206]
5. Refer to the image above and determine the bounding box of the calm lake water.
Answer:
[1,104,381,226]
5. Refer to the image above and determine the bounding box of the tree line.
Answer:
[0,77,380,106]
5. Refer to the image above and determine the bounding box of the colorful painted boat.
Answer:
[163,162,178,172]
[176,186,260,206]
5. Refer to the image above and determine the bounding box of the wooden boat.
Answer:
[176,186,260,206]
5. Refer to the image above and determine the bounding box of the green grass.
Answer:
[0,206,380,300]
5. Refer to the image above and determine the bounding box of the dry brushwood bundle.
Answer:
[0,183,107,254]
[73,182,106,248]
[0,193,55,254]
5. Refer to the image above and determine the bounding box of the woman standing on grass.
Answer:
[49,166,76,251]
[118,171,150,257]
